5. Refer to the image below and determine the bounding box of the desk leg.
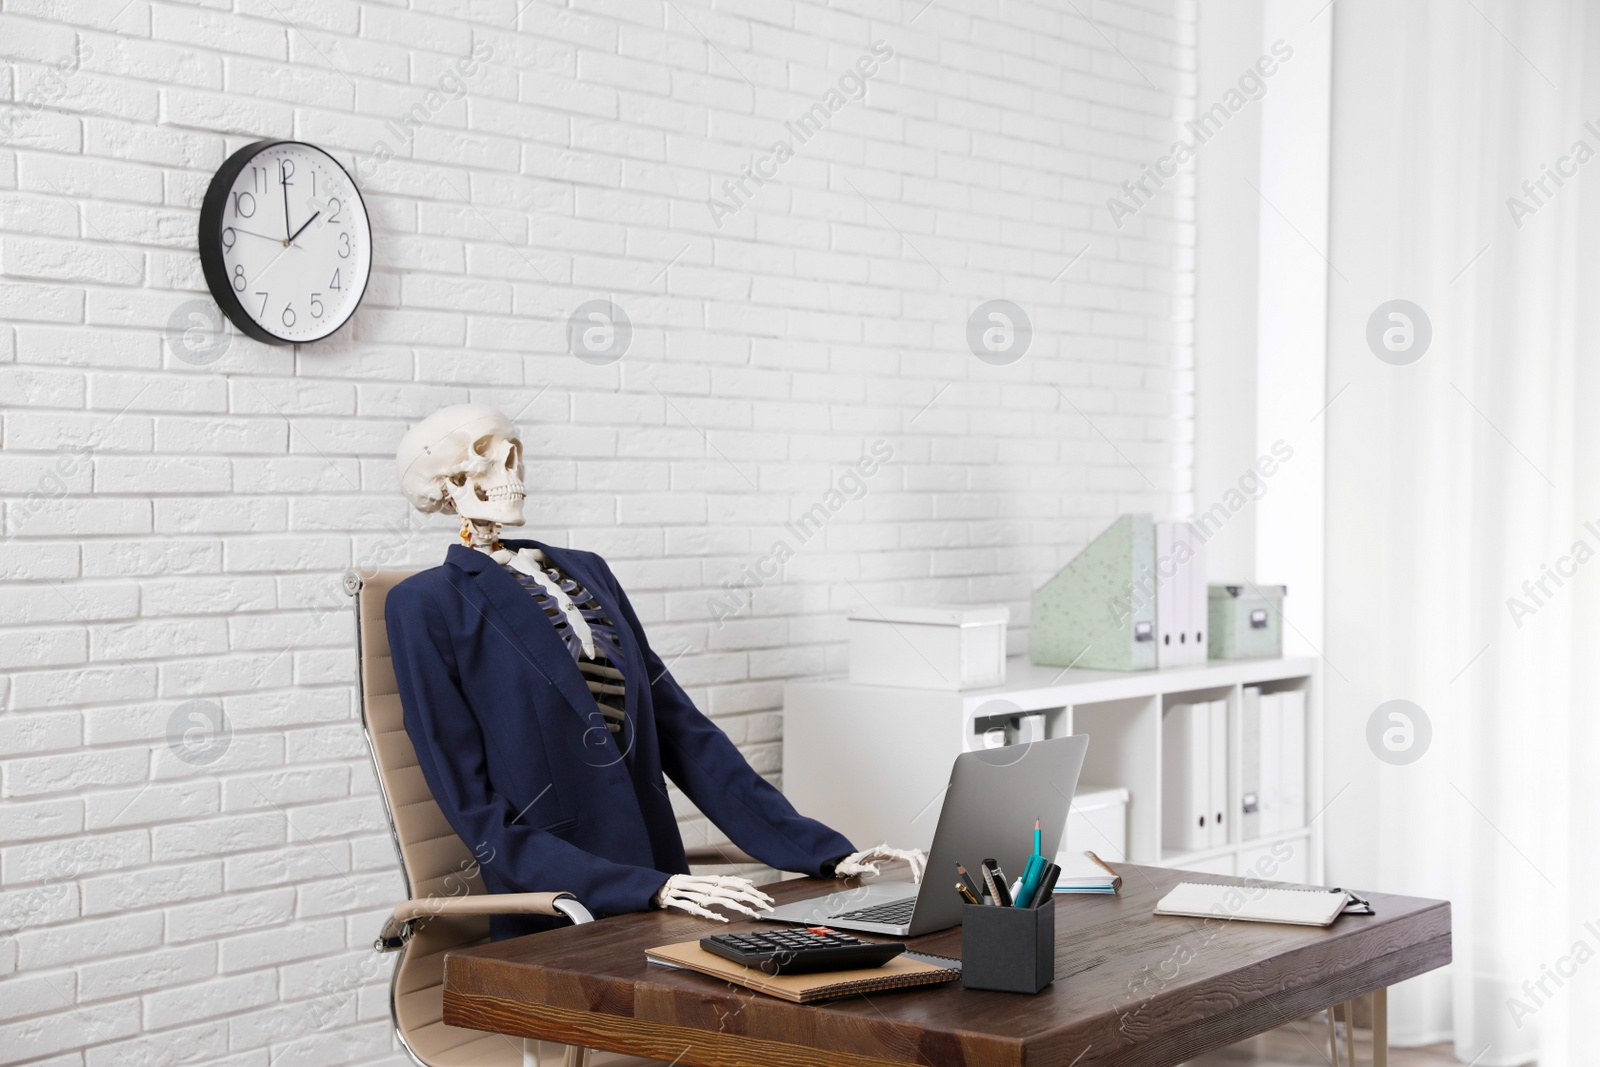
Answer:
[1327,1008,1341,1067]
[520,1040,591,1067]
[1344,1000,1357,1065]
[1372,987,1388,1067]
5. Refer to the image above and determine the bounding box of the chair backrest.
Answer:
[354,568,740,1067]
[356,569,485,904]
[353,569,515,1067]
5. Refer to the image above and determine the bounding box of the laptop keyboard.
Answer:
[827,898,916,926]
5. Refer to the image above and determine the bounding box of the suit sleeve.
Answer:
[591,556,856,876]
[385,580,671,917]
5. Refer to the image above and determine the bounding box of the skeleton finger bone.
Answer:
[655,874,775,922]
[835,845,928,884]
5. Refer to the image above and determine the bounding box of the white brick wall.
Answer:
[0,0,1195,1063]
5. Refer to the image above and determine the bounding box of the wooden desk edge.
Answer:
[444,914,1453,1067]
[444,991,996,1067]
[1047,929,1452,1067]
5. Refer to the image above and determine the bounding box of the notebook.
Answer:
[645,940,961,1003]
[1153,881,1362,927]
[1053,850,1122,894]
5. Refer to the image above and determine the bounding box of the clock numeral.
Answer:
[255,291,269,316]
[222,228,236,251]
[249,166,267,194]
[282,303,297,328]
[310,293,324,318]
[327,198,341,225]
[232,264,246,292]
[231,191,256,219]
[338,232,351,259]
[329,269,341,291]
[279,158,295,186]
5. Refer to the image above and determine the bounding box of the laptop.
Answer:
[764,734,1089,937]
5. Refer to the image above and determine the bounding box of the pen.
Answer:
[1331,887,1375,914]
[983,859,1014,907]
[979,860,1004,906]
[956,863,985,904]
[955,882,980,906]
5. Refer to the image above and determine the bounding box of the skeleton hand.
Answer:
[654,874,775,923]
[833,844,927,884]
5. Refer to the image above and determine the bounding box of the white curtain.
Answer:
[1324,2,1600,1065]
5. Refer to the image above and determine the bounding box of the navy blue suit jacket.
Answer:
[385,540,855,940]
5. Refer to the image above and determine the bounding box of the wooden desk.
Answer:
[443,865,1450,1067]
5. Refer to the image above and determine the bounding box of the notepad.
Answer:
[1153,881,1354,927]
[1053,850,1122,894]
[645,941,961,1003]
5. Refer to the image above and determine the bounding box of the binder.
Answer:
[1154,522,1209,667]
[1240,687,1261,840]
[1155,522,1183,668]
[1207,699,1228,849]
[1280,689,1306,831]
[1182,526,1208,664]
[1161,703,1209,853]
[1259,692,1283,836]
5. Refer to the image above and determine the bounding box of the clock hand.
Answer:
[228,226,284,244]
[282,167,291,242]
[286,211,322,245]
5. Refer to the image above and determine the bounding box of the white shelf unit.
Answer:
[782,655,1322,885]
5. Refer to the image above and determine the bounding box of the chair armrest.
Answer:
[392,891,577,922]
[376,892,594,951]
[685,844,758,866]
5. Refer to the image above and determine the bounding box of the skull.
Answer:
[396,404,526,526]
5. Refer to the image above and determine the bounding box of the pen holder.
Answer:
[960,899,1055,994]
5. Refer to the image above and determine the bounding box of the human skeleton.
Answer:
[397,404,924,920]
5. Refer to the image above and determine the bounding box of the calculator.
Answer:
[699,927,906,975]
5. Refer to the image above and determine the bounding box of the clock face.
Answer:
[199,140,372,345]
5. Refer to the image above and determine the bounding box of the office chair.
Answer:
[347,569,756,1067]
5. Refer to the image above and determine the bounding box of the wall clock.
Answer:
[198,139,372,346]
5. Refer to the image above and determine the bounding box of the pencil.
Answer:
[956,863,985,903]
[1085,850,1119,878]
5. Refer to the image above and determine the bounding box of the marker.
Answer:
[1014,854,1047,908]
[1031,862,1062,906]
[1033,817,1042,857]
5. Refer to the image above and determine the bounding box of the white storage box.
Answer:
[846,605,1009,690]
[1063,784,1130,862]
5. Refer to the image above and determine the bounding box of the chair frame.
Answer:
[346,568,754,1067]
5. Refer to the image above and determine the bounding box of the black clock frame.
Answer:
[198,138,372,346]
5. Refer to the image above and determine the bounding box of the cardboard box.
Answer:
[847,605,1008,690]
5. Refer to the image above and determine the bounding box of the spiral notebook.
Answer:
[1154,882,1367,927]
[645,941,961,1003]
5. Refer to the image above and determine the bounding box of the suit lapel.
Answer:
[532,543,646,758]
[446,544,600,733]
